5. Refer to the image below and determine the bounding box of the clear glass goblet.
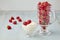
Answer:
[38,9,55,36]
[37,2,55,36]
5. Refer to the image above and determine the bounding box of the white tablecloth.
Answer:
[0,11,60,40]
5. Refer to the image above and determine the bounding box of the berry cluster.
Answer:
[38,1,51,25]
[7,16,22,30]
[38,1,51,10]
[23,20,31,26]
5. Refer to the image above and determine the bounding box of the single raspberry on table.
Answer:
[9,19,12,23]
[16,16,20,19]
[18,19,22,22]
[11,16,14,20]
[13,21,17,25]
[7,25,12,30]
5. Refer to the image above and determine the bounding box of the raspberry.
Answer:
[27,20,31,24]
[9,19,12,23]
[7,25,12,30]
[23,22,27,26]
[13,21,17,25]
[16,16,20,19]
[18,19,22,22]
[11,16,14,20]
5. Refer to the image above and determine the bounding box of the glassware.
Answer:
[55,11,60,24]
[37,1,55,36]
[22,21,37,37]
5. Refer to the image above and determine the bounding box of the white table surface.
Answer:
[0,11,60,40]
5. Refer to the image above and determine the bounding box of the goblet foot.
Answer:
[26,34,32,37]
[39,30,51,36]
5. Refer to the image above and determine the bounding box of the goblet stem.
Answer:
[40,25,51,36]
[26,33,32,37]
[41,26,46,32]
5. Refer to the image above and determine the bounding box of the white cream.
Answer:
[22,22,37,33]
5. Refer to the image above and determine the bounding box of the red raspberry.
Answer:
[18,19,22,22]
[13,21,17,25]
[11,16,14,20]
[39,19,42,24]
[9,19,12,23]
[42,26,46,30]
[16,16,20,19]
[23,21,27,26]
[7,25,12,30]
[27,20,31,24]
[38,2,41,5]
